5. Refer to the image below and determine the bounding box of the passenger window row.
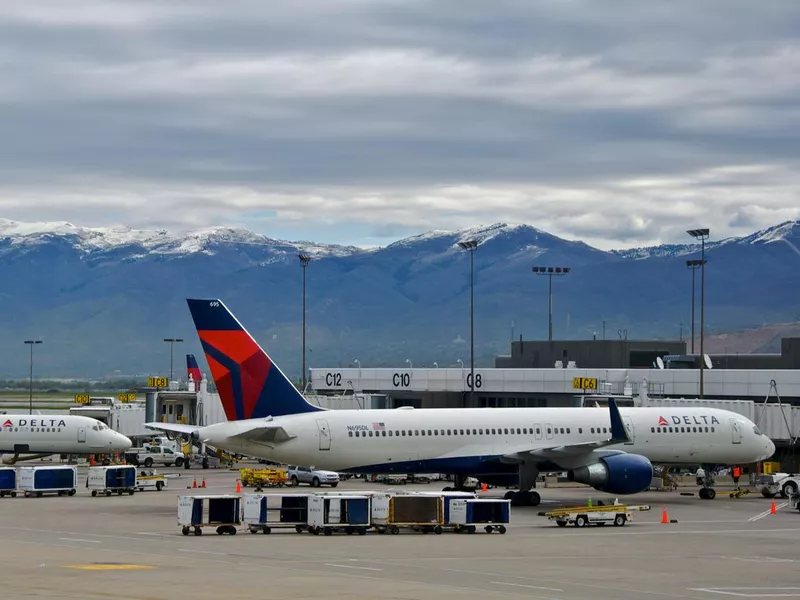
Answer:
[0,428,62,433]
[651,426,715,434]
[347,425,610,438]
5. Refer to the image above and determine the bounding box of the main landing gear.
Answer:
[504,490,541,507]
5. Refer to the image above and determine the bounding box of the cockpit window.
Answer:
[753,425,762,436]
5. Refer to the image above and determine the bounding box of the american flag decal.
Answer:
[372,422,385,431]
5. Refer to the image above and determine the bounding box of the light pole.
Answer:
[163,338,183,383]
[405,358,412,369]
[687,228,710,398]
[532,266,570,341]
[24,340,42,415]
[299,253,312,390]
[685,259,705,354]
[458,240,479,405]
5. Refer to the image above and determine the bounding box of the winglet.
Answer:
[608,398,630,443]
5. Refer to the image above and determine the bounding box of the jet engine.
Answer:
[567,454,653,495]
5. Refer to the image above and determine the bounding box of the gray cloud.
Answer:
[0,0,798,249]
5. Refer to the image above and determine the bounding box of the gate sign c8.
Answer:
[148,377,168,388]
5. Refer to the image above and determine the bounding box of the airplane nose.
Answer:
[118,434,132,450]
[766,438,776,459]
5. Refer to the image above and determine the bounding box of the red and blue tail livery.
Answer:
[186,354,202,383]
[186,299,323,421]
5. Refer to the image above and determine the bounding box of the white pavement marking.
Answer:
[177,549,229,556]
[749,503,787,522]
[58,538,100,544]
[324,564,384,571]
[492,581,564,592]
[690,587,800,597]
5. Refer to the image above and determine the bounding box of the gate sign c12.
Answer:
[572,377,598,390]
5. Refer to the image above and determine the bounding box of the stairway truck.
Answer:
[448,498,510,534]
[243,493,312,534]
[18,466,77,497]
[0,467,17,497]
[370,493,444,534]
[178,494,242,536]
[306,494,370,536]
[86,465,137,497]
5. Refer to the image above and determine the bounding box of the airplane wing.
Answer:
[505,398,631,462]
[144,422,201,436]
[226,425,296,444]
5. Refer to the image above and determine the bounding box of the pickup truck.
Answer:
[125,446,185,468]
[287,465,339,487]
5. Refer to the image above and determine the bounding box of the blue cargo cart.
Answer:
[243,493,312,534]
[178,494,242,536]
[0,467,17,498]
[18,466,77,498]
[86,465,137,496]
[449,498,510,534]
[307,494,370,536]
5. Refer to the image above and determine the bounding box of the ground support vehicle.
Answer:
[307,494,370,536]
[758,473,800,499]
[86,465,137,496]
[287,465,339,487]
[18,466,77,498]
[178,494,241,536]
[240,468,288,490]
[0,467,17,498]
[135,469,167,492]
[370,492,444,534]
[448,498,510,533]
[541,501,651,528]
[243,493,312,533]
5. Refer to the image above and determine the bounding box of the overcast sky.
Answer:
[0,1,798,250]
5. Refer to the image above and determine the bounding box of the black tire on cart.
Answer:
[129,489,135,495]
[575,515,588,528]
[91,490,97,497]
[68,489,76,496]
[556,521,567,527]
[216,526,225,535]
[229,526,237,535]
[182,526,190,535]
[262,526,271,534]
[498,526,507,534]
[614,514,626,527]
[249,526,259,534]
[194,528,202,536]
[484,525,493,533]
[358,527,367,535]
[10,492,16,498]
[434,525,443,535]
[156,481,163,491]
[323,527,333,536]
[106,490,112,497]
[345,527,354,535]
[295,525,305,534]
[467,526,476,534]
[390,525,399,535]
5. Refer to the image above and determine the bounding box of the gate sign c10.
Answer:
[572,377,598,390]
[148,377,168,388]
[74,393,90,405]
[118,392,136,402]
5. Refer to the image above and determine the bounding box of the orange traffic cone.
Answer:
[481,483,487,492]
[192,477,197,488]
[201,477,206,488]
[661,506,669,524]
[771,499,777,514]
[236,479,241,493]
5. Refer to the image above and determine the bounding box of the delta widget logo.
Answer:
[658,416,669,426]
[1,419,12,428]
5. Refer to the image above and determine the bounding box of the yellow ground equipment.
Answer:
[727,487,753,498]
[540,499,651,528]
[239,468,288,490]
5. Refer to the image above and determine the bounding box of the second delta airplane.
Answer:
[147,298,775,506]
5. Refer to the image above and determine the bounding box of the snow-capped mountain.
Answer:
[0,218,797,378]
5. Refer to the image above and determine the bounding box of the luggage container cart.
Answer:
[540,501,651,528]
[18,466,77,498]
[178,494,242,536]
[0,467,17,497]
[307,494,370,536]
[449,498,510,533]
[86,465,137,496]
[243,493,312,533]
[371,492,444,534]
[404,490,477,528]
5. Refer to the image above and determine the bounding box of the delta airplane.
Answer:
[0,414,132,464]
[146,299,775,505]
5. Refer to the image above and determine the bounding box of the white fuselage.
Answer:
[197,406,775,473]
[0,415,132,455]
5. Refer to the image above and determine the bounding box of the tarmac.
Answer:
[1,465,799,600]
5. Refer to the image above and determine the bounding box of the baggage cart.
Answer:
[540,500,651,528]
[86,465,137,496]
[243,493,312,533]
[449,498,510,533]
[307,494,370,536]
[178,494,242,536]
[370,493,444,534]
[404,490,477,525]
[135,469,167,492]
[0,467,17,497]
[18,466,77,498]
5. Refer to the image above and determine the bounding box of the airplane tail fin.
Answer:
[186,354,202,389]
[186,298,323,421]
